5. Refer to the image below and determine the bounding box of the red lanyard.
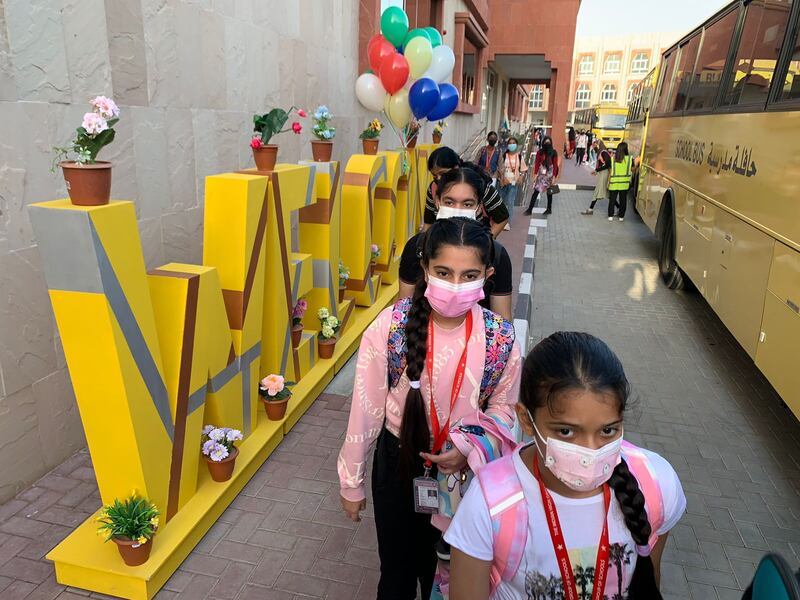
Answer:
[424,312,473,470]
[533,455,611,600]
[483,147,496,170]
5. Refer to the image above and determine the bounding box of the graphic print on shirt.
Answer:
[522,542,633,600]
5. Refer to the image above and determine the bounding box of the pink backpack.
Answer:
[476,440,665,595]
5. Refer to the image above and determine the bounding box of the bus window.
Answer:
[722,0,792,107]
[655,51,678,113]
[669,35,702,112]
[686,8,740,110]
[776,3,800,101]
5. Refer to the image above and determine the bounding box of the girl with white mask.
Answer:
[446,332,686,600]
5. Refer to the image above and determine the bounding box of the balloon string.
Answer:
[381,110,406,147]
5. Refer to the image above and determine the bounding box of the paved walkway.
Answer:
[532,190,800,600]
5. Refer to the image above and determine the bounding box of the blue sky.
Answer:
[576,0,730,37]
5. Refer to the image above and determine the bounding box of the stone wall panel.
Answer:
[61,0,112,103]
[0,386,46,500]
[131,106,170,220]
[0,1,15,101]
[32,368,84,469]
[104,0,149,106]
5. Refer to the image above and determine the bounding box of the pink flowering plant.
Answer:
[201,425,243,462]
[52,96,120,169]
[251,106,306,147]
[292,298,308,327]
[259,374,295,402]
[371,244,381,261]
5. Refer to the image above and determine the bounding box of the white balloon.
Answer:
[421,45,455,83]
[355,73,388,112]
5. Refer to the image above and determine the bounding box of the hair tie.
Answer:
[409,380,421,390]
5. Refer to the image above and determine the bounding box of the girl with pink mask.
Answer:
[337,216,522,600]
[446,332,686,600]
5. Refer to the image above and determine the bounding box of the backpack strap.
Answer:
[621,440,665,556]
[387,297,412,388]
[477,455,528,594]
[479,309,515,409]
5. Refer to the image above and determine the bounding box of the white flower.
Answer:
[82,112,108,136]
[202,425,215,436]
[91,96,120,119]
[208,428,225,442]
[201,439,217,455]
[322,325,335,338]
[317,308,329,320]
[226,429,243,443]
[209,444,230,462]
[326,316,339,328]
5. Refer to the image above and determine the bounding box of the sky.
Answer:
[576,0,730,38]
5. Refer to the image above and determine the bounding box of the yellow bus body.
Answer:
[574,106,629,149]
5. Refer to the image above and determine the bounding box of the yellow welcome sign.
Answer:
[28,146,434,599]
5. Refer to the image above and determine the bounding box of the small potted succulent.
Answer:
[359,119,383,155]
[52,96,120,206]
[201,426,243,482]
[317,308,341,359]
[338,260,350,303]
[291,297,308,348]
[251,106,306,171]
[95,492,159,567]
[369,244,381,277]
[432,120,446,144]
[259,374,295,421]
[404,120,420,149]
[310,105,335,162]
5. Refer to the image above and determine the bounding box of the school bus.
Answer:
[573,105,629,149]
[635,0,800,415]
[625,66,660,200]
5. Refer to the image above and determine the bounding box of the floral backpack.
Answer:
[386,297,515,407]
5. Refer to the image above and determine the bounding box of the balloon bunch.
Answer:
[355,6,459,147]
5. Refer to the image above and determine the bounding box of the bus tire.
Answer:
[657,200,685,291]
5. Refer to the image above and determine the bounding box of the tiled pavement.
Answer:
[1,191,799,599]
[530,190,800,600]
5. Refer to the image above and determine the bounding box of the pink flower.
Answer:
[82,112,108,136]
[250,137,263,149]
[291,122,302,134]
[297,109,307,118]
[90,96,119,119]
[260,374,284,397]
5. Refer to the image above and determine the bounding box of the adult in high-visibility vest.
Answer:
[607,141,633,222]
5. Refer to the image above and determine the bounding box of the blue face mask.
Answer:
[508,144,518,152]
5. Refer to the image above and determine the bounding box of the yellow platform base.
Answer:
[46,280,398,600]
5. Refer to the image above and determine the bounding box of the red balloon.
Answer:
[379,53,410,94]
[368,34,396,73]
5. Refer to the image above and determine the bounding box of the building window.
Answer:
[454,12,487,114]
[627,83,637,103]
[687,7,739,110]
[604,54,621,74]
[575,83,591,108]
[462,37,477,105]
[380,0,404,11]
[601,83,617,103]
[579,55,594,75]
[529,85,544,109]
[631,52,649,74]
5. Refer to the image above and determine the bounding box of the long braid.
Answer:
[608,458,651,546]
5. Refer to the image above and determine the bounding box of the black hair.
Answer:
[615,141,630,162]
[434,165,487,202]
[520,331,652,547]
[540,135,557,165]
[487,131,498,139]
[400,217,494,471]
[428,146,461,172]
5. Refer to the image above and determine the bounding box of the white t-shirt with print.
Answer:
[445,445,686,600]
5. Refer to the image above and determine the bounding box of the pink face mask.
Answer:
[424,275,485,318]
[531,418,623,491]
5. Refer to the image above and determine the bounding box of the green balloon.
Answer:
[403,28,431,48]
[425,27,442,48]
[381,6,409,47]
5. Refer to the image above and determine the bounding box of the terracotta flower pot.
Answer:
[338,285,346,303]
[432,133,442,144]
[263,397,289,421]
[362,138,379,155]
[205,446,238,482]
[61,161,112,206]
[406,136,418,149]
[291,324,303,348]
[311,140,333,162]
[318,337,337,359]
[113,536,153,567]
[253,145,278,171]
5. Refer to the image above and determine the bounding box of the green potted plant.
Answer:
[338,260,350,303]
[317,308,341,359]
[432,120,446,144]
[52,96,120,206]
[251,106,306,171]
[259,374,295,421]
[95,492,159,566]
[291,297,308,348]
[404,120,420,149]
[201,426,243,482]
[310,105,335,162]
[359,118,383,155]
[369,244,381,277]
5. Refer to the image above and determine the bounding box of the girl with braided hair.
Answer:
[446,332,686,600]
[337,217,522,600]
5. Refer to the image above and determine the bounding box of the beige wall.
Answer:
[0,0,496,502]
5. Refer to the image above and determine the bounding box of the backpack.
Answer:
[387,297,515,408]
[477,440,666,596]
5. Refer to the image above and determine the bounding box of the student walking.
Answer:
[523,136,560,216]
[608,141,633,222]
[575,130,588,165]
[445,331,686,600]
[581,139,612,215]
[338,215,522,600]
[497,136,527,230]
[476,131,501,183]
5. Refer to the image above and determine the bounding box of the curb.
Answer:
[513,208,547,355]
[558,183,594,191]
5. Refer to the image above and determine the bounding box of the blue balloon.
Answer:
[409,78,440,120]
[427,83,459,121]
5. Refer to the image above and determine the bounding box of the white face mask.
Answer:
[436,206,478,220]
